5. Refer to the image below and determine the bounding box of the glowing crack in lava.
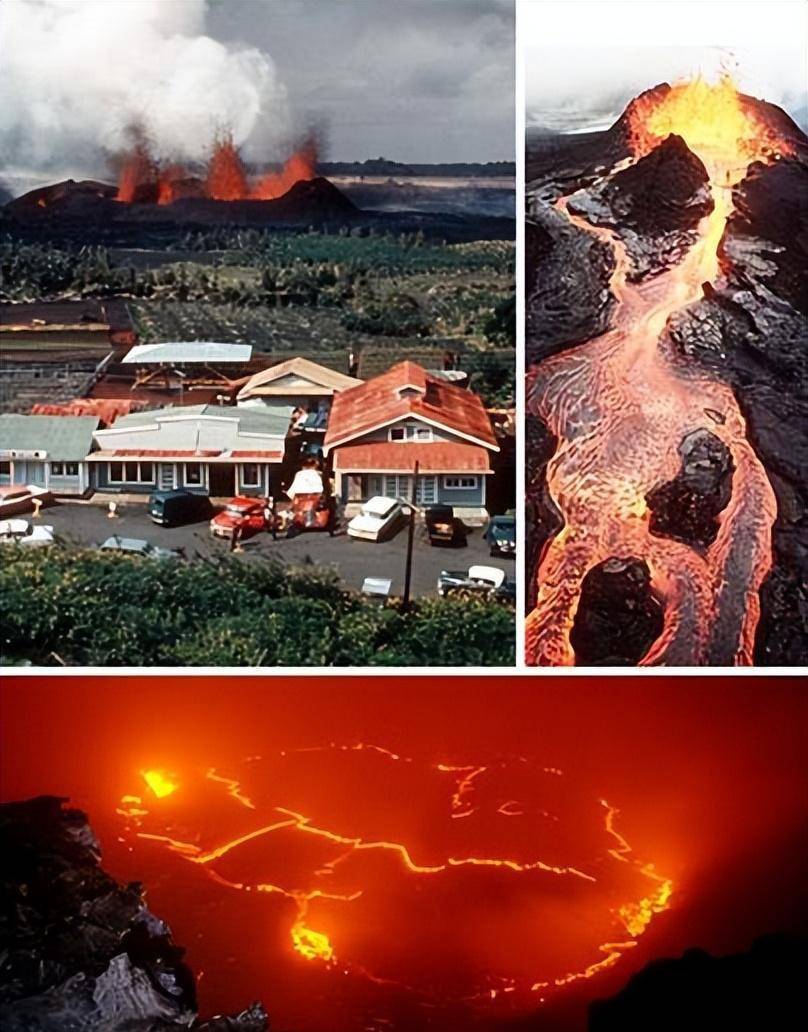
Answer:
[526,75,789,666]
[115,744,672,1014]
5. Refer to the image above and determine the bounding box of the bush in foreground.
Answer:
[0,548,514,667]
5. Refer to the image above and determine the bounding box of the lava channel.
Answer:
[114,743,672,1017]
[526,75,789,666]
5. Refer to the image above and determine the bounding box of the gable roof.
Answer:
[324,361,497,452]
[0,414,100,461]
[237,357,362,399]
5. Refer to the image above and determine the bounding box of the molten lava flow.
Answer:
[141,769,178,798]
[291,917,335,962]
[527,75,785,666]
[115,744,673,1007]
[206,133,249,201]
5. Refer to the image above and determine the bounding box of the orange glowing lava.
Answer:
[628,74,791,172]
[115,131,317,203]
[526,76,786,666]
[141,769,178,798]
[116,745,673,1005]
[206,133,249,201]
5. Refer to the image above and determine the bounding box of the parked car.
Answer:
[149,489,212,527]
[424,504,466,547]
[0,484,52,518]
[285,467,334,535]
[437,564,516,601]
[347,496,409,542]
[99,536,181,560]
[210,496,269,540]
[0,519,55,548]
[486,513,516,557]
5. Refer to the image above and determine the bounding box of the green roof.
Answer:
[0,415,99,461]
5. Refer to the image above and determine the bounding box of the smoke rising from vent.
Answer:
[0,0,290,185]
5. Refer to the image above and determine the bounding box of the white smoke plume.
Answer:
[0,0,290,190]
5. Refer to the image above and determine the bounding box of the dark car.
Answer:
[424,504,466,547]
[486,514,516,557]
[149,489,212,527]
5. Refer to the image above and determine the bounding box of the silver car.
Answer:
[99,536,181,560]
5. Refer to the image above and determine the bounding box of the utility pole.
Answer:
[401,460,419,612]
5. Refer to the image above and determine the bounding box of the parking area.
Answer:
[34,499,515,599]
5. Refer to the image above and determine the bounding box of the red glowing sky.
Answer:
[1,676,806,1031]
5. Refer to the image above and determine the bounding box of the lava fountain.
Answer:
[115,131,317,204]
[526,75,791,666]
[115,744,672,1019]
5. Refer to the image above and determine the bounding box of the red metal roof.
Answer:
[230,450,284,460]
[92,449,222,458]
[30,398,146,426]
[90,448,283,461]
[324,361,497,450]
[332,441,492,474]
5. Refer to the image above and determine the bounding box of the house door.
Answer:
[159,464,175,490]
[208,464,236,498]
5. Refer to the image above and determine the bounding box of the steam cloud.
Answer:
[0,0,290,185]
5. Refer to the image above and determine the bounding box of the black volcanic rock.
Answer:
[0,796,268,1032]
[568,134,713,279]
[646,429,734,551]
[4,175,358,229]
[525,412,562,613]
[589,934,808,1032]
[570,557,664,665]
[667,154,808,665]
[4,179,119,222]
[525,205,616,364]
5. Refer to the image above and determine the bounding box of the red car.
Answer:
[210,497,269,540]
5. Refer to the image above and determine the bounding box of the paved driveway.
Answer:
[36,500,515,599]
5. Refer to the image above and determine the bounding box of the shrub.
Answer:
[0,546,514,667]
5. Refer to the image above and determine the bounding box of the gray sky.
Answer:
[209,0,515,162]
[525,0,807,132]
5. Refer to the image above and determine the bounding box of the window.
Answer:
[384,474,411,499]
[443,476,479,490]
[51,462,79,477]
[242,463,260,487]
[108,461,154,484]
[417,476,437,504]
[0,461,11,476]
[184,463,203,486]
[388,424,433,442]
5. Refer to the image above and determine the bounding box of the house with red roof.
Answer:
[324,361,498,522]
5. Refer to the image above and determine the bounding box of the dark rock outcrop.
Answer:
[525,206,616,364]
[570,557,664,665]
[646,429,734,550]
[568,134,713,279]
[3,176,358,228]
[525,413,563,613]
[0,796,268,1032]
[589,933,808,1032]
